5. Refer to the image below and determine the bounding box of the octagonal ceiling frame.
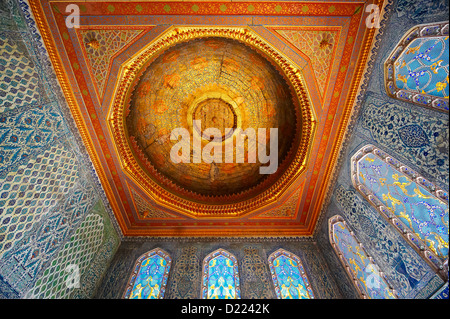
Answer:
[27,0,384,237]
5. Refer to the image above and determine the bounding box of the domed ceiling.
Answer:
[126,37,299,200]
[29,0,385,237]
[109,27,316,217]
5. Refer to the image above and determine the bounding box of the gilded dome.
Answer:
[126,37,300,201]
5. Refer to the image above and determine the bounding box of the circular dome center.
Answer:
[193,98,237,141]
[126,37,299,200]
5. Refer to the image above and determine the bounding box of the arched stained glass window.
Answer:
[384,21,449,112]
[123,248,171,299]
[329,215,397,299]
[202,248,240,299]
[268,249,314,299]
[351,145,449,280]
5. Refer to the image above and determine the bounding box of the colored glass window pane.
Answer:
[332,220,396,299]
[357,152,449,259]
[384,22,449,112]
[202,249,240,299]
[124,249,171,299]
[268,249,314,299]
[395,36,449,99]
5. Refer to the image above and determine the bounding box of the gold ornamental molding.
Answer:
[107,26,317,218]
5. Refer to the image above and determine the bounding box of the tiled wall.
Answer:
[0,0,120,299]
[315,0,449,299]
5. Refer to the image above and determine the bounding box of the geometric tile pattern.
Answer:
[0,102,65,172]
[273,28,339,98]
[24,213,104,299]
[0,0,119,300]
[0,143,79,255]
[0,31,41,113]
[0,181,96,293]
[68,198,120,299]
[72,236,118,299]
[77,28,144,98]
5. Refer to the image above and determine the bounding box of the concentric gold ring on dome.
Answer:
[107,26,317,218]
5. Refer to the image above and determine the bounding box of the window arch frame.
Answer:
[201,248,241,299]
[384,21,449,112]
[329,215,397,299]
[351,144,448,281]
[123,248,172,299]
[267,248,315,299]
